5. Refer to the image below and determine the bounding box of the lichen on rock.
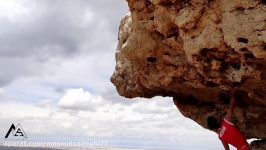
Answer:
[111,0,266,144]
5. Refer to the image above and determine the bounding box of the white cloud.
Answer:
[0,88,4,96]
[36,99,53,108]
[0,97,224,149]
[0,102,51,119]
[80,9,94,27]
[131,97,173,114]
[62,122,72,129]
[0,0,128,87]
[58,88,103,111]
[0,0,31,22]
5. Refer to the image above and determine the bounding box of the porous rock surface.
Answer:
[111,0,266,142]
[251,139,266,150]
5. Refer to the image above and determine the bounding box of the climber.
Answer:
[207,94,251,150]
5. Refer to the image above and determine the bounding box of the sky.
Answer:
[0,0,228,149]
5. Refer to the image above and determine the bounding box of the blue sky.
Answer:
[0,0,228,149]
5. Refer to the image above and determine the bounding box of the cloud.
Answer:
[58,88,103,111]
[131,97,173,114]
[0,0,30,21]
[0,52,117,105]
[101,87,139,105]
[0,88,4,96]
[0,0,128,57]
[36,99,53,108]
[0,97,223,149]
[0,1,81,57]
[0,96,180,139]
[0,0,128,87]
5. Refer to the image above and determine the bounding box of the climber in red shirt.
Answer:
[207,95,251,150]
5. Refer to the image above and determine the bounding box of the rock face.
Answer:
[251,139,266,150]
[111,0,266,141]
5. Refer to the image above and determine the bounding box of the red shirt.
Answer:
[219,119,250,150]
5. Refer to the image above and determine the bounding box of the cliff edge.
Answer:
[111,0,266,146]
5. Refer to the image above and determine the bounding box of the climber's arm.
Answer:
[224,96,236,123]
[222,141,230,150]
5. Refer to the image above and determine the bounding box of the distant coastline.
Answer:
[0,146,60,150]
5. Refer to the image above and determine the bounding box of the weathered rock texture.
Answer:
[111,0,266,142]
[251,139,266,150]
